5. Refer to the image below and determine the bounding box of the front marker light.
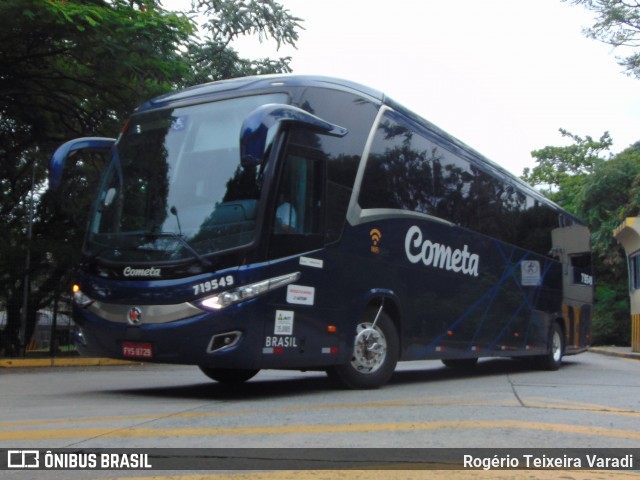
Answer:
[72,284,94,307]
[196,272,301,310]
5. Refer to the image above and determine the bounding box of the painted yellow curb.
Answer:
[0,357,137,368]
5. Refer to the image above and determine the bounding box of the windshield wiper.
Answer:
[144,231,213,269]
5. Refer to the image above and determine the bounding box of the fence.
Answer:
[0,300,77,358]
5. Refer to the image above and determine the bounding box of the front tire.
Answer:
[199,367,259,384]
[327,308,399,389]
[536,322,564,371]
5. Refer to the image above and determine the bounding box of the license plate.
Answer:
[122,342,153,359]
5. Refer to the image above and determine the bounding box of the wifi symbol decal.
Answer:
[370,228,382,254]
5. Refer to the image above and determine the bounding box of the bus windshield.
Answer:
[86,93,287,264]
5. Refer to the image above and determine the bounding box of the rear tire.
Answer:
[199,367,259,384]
[326,308,399,389]
[536,322,564,371]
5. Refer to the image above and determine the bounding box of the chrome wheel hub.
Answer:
[551,330,562,362]
[351,322,387,374]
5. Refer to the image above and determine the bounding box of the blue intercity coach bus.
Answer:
[50,75,593,389]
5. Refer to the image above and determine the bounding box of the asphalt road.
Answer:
[1,351,640,479]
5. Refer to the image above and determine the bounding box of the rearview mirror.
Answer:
[239,104,347,167]
[49,137,116,190]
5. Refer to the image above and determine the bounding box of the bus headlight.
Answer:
[195,272,300,311]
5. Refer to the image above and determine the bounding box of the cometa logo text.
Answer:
[405,225,480,277]
[123,266,161,278]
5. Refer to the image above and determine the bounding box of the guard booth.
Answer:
[551,224,593,351]
[613,217,640,352]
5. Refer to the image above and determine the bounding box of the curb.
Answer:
[2,349,638,368]
[588,347,640,361]
[0,358,137,368]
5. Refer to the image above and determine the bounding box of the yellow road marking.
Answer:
[3,394,639,430]
[0,396,518,429]
[1,420,640,441]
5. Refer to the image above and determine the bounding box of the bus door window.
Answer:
[274,158,303,234]
[270,145,325,258]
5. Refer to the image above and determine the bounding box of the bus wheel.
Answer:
[441,358,478,369]
[536,322,564,371]
[198,367,259,384]
[327,309,399,389]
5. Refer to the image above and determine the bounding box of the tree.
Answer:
[0,0,302,356]
[1,0,193,355]
[183,0,301,85]
[565,0,640,78]
[522,129,612,213]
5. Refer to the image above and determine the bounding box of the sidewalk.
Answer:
[1,347,639,368]
[588,346,640,361]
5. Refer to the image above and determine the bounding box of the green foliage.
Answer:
[180,0,301,86]
[183,42,293,86]
[578,142,640,258]
[195,0,302,49]
[522,129,612,213]
[565,0,640,78]
[1,0,193,137]
[593,284,631,345]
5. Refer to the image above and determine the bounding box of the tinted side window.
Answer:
[359,113,468,218]
[359,111,474,220]
[515,200,559,256]
[359,111,561,257]
[292,88,379,242]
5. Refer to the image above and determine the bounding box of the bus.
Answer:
[49,75,593,389]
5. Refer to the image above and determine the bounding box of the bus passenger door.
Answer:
[551,225,593,350]
[263,141,338,366]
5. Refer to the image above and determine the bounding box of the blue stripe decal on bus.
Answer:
[421,240,555,356]
[468,243,520,348]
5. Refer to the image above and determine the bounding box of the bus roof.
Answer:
[136,74,387,112]
[135,74,583,226]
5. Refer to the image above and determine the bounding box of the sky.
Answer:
[166,0,640,176]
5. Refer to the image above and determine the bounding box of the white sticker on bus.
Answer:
[521,260,541,286]
[286,285,315,305]
[299,257,324,269]
[405,225,479,277]
[274,310,294,335]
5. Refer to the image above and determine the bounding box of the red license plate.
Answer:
[122,342,153,359]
